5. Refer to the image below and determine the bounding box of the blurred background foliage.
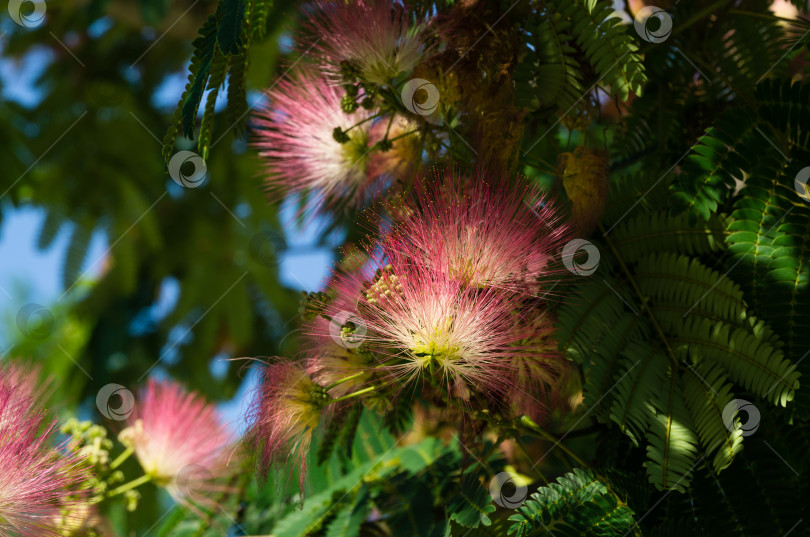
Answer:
[0,0,315,405]
[0,0,325,530]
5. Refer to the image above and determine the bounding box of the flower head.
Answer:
[120,379,232,504]
[0,380,88,536]
[385,168,572,295]
[254,71,409,213]
[328,258,536,404]
[248,362,330,496]
[0,362,43,406]
[506,312,570,423]
[304,0,430,85]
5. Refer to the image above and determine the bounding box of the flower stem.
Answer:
[109,446,134,471]
[387,128,419,143]
[383,113,395,139]
[107,474,151,497]
[481,435,504,463]
[517,415,589,469]
[345,113,381,133]
[515,436,549,485]
[325,372,366,391]
[329,385,376,404]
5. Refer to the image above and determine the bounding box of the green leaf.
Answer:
[507,468,636,537]
[217,0,247,55]
[644,372,698,492]
[447,474,495,528]
[181,14,219,140]
[325,491,371,537]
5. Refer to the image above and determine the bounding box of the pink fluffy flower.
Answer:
[0,380,88,536]
[253,71,378,212]
[506,312,571,422]
[248,362,328,497]
[303,0,431,85]
[120,379,232,505]
[0,362,46,409]
[326,257,540,405]
[385,168,572,296]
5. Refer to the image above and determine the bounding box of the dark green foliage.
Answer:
[516,0,646,123]
[564,0,645,101]
[325,491,371,537]
[670,109,759,220]
[515,3,584,111]
[181,15,219,141]
[163,0,266,162]
[447,473,496,528]
[557,204,800,489]
[217,0,247,55]
[507,468,637,536]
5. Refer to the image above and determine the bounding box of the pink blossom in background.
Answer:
[303,0,431,85]
[253,71,381,214]
[0,378,88,536]
[121,379,233,505]
[248,362,327,497]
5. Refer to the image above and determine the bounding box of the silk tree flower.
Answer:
[119,379,232,505]
[367,115,421,182]
[253,71,379,213]
[0,361,45,409]
[248,362,330,497]
[384,169,573,296]
[255,71,417,213]
[507,312,571,423]
[326,257,543,405]
[0,382,89,537]
[303,0,431,85]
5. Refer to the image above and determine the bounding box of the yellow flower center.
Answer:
[411,318,460,370]
[340,130,371,177]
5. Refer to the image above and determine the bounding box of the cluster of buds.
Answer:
[62,419,113,467]
[299,289,333,320]
[364,265,404,304]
